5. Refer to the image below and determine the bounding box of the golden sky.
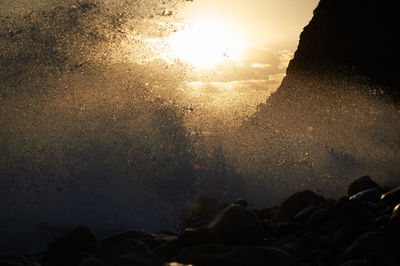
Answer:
[179,0,319,50]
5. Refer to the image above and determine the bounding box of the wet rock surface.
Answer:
[3,176,400,265]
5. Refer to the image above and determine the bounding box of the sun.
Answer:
[164,21,245,69]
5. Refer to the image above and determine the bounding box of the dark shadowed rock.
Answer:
[276,190,324,222]
[45,227,99,260]
[100,239,150,262]
[152,240,183,262]
[208,204,264,244]
[318,220,337,235]
[173,244,294,266]
[79,257,106,266]
[99,230,175,253]
[349,188,381,203]
[234,198,248,208]
[99,230,150,248]
[140,233,178,250]
[332,199,373,226]
[375,213,390,227]
[179,197,219,229]
[234,246,294,266]
[275,222,304,238]
[44,253,93,266]
[293,205,318,224]
[262,220,278,238]
[110,252,164,266]
[381,187,400,206]
[340,231,385,262]
[332,225,363,252]
[173,244,234,265]
[339,260,370,266]
[0,255,41,266]
[268,0,400,104]
[348,176,380,198]
[257,206,279,220]
[177,228,219,245]
[305,208,330,231]
[386,203,400,241]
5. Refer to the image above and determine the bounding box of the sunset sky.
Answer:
[178,0,319,50]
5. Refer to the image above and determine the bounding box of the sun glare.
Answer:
[164,22,245,69]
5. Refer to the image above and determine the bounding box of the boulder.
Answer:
[332,225,363,252]
[348,176,380,198]
[304,208,330,231]
[349,188,381,203]
[99,230,150,248]
[79,257,106,266]
[139,233,178,250]
[339,260,369,266]
[173,244,234,266]
[386,203,400,243]
[257,206,279,220]
[275,222,304,238]
[234,198,248,208]
[100,239,150,262]
[152,240,183,262]
[45,227,99,259]
[173,244,294,266]
[332,199,373,226]
[340,231,385,262]
[0,255,41,266]
[208,204,264,244]
[276,190,324,222]
[177,227,219,245]
[179,197,219,229]
[381,187,400,206]
[293,206,318,224]
[110,253,163,266]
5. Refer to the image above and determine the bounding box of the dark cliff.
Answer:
[242,0,400,190]
[268,0,400,107]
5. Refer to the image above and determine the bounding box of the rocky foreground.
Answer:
[2,176,400,266]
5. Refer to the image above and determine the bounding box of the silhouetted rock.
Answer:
[110,253,164,266]
[79,257,105,266]
[100,239,150,262]
[152,240,183,262]
[339,260,369,266]
[305,208,330,231]
[381,187,400,206]
[4,175,400,265]
[340,231,386,262]
[173,244,294,266]
[99,230,151,248]
[332,198,373,226]
[234,198,248,208]
[177,228,219,245]
[293,206,318,224]
[208,204,264,244]
[0,255,41,266]
[44,227,99,265]
[349,188,381,203]
[386,204,400,241]
[257,206,279,220]
[179,197,219,229]
[272,0,400,104]
[276,190,324,222]
[348,176,380,198]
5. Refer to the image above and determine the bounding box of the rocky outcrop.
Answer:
[250,0,400,140]
[3,176,400,266]
[272,0,400,104]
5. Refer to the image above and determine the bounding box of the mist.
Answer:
[1,0,400,254]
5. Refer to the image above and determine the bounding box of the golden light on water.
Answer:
[163,21,246,68]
